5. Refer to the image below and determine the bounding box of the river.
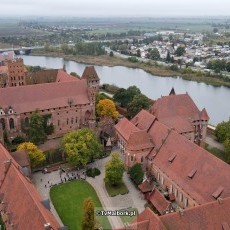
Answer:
[21,55,230,125]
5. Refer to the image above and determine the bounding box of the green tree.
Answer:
[109,51,114,57]
[127,94,150,118]
[113,88,128,107]
[213,28,219,33]
[61,128,103,166]
[215,118,230,142]
[105,152,124,186]
[175,46,186,57]
[166,51,171,62]
[137,49,141,57]
[149,48,160,60]
[28,112,46,145]
[82,197,95,230]
[17,142,46,169]
[226,62,230,72]
[129,163,144,185]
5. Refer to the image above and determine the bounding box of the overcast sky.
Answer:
[1,0,230,17]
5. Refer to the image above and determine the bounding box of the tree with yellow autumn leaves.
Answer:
[96,99,119,120]
[17,142,46,169]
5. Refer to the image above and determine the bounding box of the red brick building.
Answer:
[115,95,230,215]
[0,143,61,229]
[0,59,99,141]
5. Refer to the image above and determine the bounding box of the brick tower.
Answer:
[7,58,26,87]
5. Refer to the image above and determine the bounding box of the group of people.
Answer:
[41,169,87,189]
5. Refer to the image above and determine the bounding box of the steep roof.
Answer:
[127,130,154,151]
[147,120,170,150]
[10,150,30,167]
[56,69,79,82]
[130,198,230,230]
[200,108,209,121]
[115,117,139,141]
[81,66,99,81]
[131,109,156,131]
[147,189,171,215]
[152,93,203,125]
[153,130,230,204]
[0,80,90,113]
[0,144,60,229]
[160,197,230,230]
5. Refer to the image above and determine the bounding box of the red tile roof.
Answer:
[115,117,139,141]
[160,197,230,230]
[56,69,79,82]
[131,198,230,230]
[153,130,230,204]
[131,109,156,131]
[127,130,154,151]
[200,108,209,121]
[152,93,206,132]
[147,189,171,215]
[0,79,90,113]
[10,150,30,167]
[0,144,60,229]
[81,66,99,81]
[138,181,153,193]
[147,120,170,150]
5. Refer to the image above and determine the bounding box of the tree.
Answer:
[215,118,230,143]
[224,139,230,163]
[137,49,141,57]
[96,99,119,120]
[17,142,46,169]
[166,51,171,62]
[28,112,46,145]
[149,48,160,60]
[129,163,144,185]
[109,51,114,57]
[175,46,185,57]
[82,197,95,230]
[61,128,103,167]
[105,152,124,186]
[113,88,129,107]
[127,94,150,118]
[226,62,230,72]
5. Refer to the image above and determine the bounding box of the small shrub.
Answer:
[86,168,101,178]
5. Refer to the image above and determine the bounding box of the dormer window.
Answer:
[168,153,176,163]
[188,169,197,179]
[212,186,224,199]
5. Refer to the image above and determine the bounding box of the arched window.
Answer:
[24,117,29,127]
[9,118,15,129]
[71,118,74,124]
[141,156,144,163]
[0,118,6,130]
[67,118,69,125]
[75,117,78,123]
[85,110,91,122]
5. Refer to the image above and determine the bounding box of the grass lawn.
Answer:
[105,181,129,197]
[119,208,138,224]
[50,180,111,230]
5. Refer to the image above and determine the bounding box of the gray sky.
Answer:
[1,0,230,17]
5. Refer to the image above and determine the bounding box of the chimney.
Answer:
[179,209,184,216]
[217,197,224,205]
[4,160,11,173]
[44,223,51,230]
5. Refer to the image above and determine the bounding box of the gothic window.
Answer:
[0,118,6,130]
[131,156,133,161]
[67,118,69,125]
[58,120,60,126]
[24,117,29,127]
[141,156,144,163]
[9,118,15,129]
[75,117,78,123]
[71,118,74,124]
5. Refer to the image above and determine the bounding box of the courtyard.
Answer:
[33,152,146,229]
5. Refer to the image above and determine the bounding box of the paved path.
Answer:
[205,135,225,151]
[33,152,146,229]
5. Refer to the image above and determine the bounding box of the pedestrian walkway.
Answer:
[33,152,146,229]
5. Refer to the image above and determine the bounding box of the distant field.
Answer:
[0,21,50,37]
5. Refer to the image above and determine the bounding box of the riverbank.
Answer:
[31,50,230,88]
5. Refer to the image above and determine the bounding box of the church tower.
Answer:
[7,58,26,87]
